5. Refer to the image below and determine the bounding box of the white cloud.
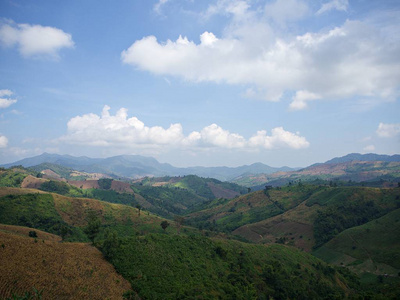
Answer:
[0,89,17,109]
[0,135,8,148]
[60,106,309,151]
[199,124,246,148]
[122,6,400,110]
[0,21,74,58]
[317,0,349,15]
[249,127,309,149]
[376,123,400,138]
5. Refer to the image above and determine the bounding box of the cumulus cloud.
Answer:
[317,0,349,15]
[249,127,310,149]
[0,21,74,58]
[376,123,400,138]
[0,135,8,148]
[60,106,309,151]
[122,2,400,110]
[0,89,17,108]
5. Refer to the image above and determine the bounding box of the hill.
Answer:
[324,153,400,164]
[103,233,359,299]
[187,185,400,264]
[0,225,132,299]
[0,186,189,241]
[313,208,400,276]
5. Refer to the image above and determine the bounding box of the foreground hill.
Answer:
[106,234,360,299]
[0,225,131,299]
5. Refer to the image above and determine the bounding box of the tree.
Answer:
[102,229,120,259]
[60,224,72,241]
[174,216,185,235]
[136,204,142,217]
[160,220,170,232]
[84,210,101,245]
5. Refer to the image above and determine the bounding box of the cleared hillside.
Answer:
[0,227,132,299]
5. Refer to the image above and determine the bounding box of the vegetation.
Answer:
[0,193,86,242]
[0,168,29,187]
[101,233,358,300]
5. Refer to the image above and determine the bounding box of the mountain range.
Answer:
[1,152,296,181]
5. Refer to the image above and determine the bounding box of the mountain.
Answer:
[233,154,400,188]
[324,153,400,164]
[1,153,295,181]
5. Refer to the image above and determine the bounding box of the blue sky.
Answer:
[0,0,399,167]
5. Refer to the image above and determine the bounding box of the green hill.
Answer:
[0,187,189,242]
[102,233,360,299]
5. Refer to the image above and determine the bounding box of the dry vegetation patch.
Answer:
[20,175,48,189]
[0,187,46,198]
[0,230,132,299]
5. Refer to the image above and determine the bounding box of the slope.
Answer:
[313,208,400,275]
[0,226,131,299]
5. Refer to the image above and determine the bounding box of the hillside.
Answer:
[103,233,359,299]
[188,185,400,257]
[0,187,187,241]
[0,226,132,299]
[313,208,400,275]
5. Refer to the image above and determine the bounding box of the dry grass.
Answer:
[0,229,132,299]
[0,224,61,242]
[20,175,48,189]
[0,187,46,198]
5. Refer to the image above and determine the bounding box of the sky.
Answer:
[0,0,399,168]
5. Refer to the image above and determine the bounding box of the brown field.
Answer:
[232,201,318,252]
[66,179,134,193]
[0,229,132,300]
[208,182,240,199]
[66,179,100,189]
[41,169,66,181]
[20,175,48,189]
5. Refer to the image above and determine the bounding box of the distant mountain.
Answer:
[324,153,400,164]
[1,153,295,181]
[232,153,400,188]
